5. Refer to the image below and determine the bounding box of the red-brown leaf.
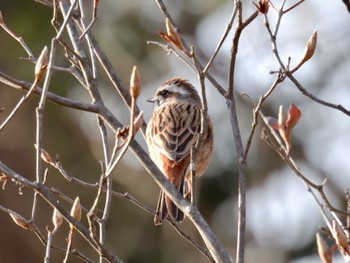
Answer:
[286,103,301,129]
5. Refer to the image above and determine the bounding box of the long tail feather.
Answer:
[154,177,185,225]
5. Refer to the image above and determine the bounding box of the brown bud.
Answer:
[302,30,317,62]
[34,46,48,83]
[316,233,332,263]
[160,18,185,52]
[41,148,53,164]
[70,197,81,228]
[10,213,31,230]
[290,30,317,73]
[253,0,269,14]
[52,208,63,234]
[165,18,175,38]
[130,66,141,99]
[116,127,129,139]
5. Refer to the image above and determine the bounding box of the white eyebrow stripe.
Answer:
[165,84,190,95]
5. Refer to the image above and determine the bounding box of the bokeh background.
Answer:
[0,0,350,262]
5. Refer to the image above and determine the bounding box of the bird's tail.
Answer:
[154,177,185,225]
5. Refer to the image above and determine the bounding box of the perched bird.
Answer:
[146,77,213,225]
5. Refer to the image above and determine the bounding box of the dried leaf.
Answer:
[286,103,301,129]
[34,46,48,83]
[10,213,31,230]
[316,233,332,263]
[130,66,141,99]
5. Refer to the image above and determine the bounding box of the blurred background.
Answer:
[0,0,350,262]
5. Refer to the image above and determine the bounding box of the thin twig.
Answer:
[259,110,350,218]
[44,229,53,263]
[168,219,215,263]
[0,11,35,59]
[242,73,284,161]
[341,0,350,13]
[227,1,247,262]
[154,0,227,97]
[87,172,106,241]
[0,70,98,112]
[0,203,94,262]
[0,161,124,263]
[0,80,39,131]
[147,41,196,74]
[283,0,305,14]
[203,5,238,73]
[260,118,350,262]
[263,8,350,116]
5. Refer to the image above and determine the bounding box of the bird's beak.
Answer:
[147,95,157,103]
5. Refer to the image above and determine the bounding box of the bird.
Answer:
[146,77,214,225]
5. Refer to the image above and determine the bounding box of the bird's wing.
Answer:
[149,102,201,163]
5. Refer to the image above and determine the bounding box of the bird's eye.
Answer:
[158,89,169,97]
